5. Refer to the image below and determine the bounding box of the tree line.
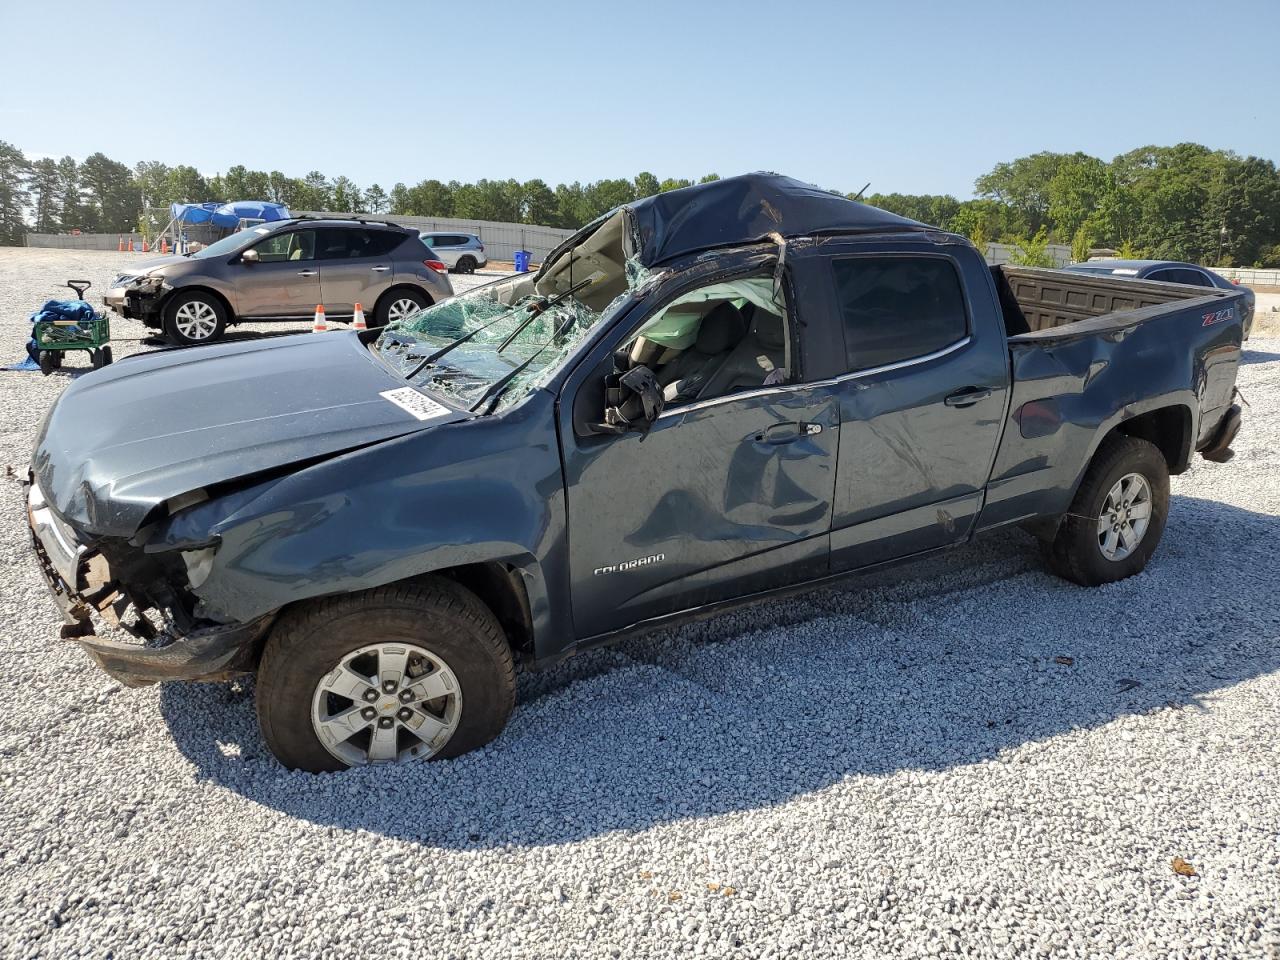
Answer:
[1,140,1277,266]
[862,144,1280,268]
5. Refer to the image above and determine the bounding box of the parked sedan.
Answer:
[104,219,455,346]
[1063,259,1255,338]
[416,232,487,273]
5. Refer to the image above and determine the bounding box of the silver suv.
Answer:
[104,219,455,346]
[417,232,487,273]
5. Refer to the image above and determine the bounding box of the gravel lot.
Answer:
[1,247,1278,959]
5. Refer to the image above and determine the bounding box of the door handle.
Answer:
[370,265,390,272]
[944,386,993,408]
[296,269,317,277]
[754,421,821,444]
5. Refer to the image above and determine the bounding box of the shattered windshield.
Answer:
[372,208,655,414]
[372,281,624,413]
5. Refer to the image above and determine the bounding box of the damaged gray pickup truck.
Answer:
[27,174,1247,771]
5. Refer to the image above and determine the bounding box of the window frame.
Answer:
[826,251,972,377]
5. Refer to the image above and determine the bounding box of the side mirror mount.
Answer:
[592,363,665,435]
[240,248,260,265]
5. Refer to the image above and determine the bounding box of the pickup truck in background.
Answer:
[27,174,1248,772]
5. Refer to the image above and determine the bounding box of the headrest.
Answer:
[752,310,786,350]
[696,301,745,354]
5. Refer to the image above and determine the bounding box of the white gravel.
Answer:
[1,247,1278,959]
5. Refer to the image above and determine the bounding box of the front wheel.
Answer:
[456,255,477,274]
[255,579,516,771]
[38,351,60,376]
[163,291,227,346]
[1042,435,1170,586]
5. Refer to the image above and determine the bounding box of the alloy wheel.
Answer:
[173,301,219,340]
[311,642,462,766]
[387,298,422,324]
[1096,472,1152,561]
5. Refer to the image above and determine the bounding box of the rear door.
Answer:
[237,229,319,318]
[317,228,401,316]
[818,243,1009,570]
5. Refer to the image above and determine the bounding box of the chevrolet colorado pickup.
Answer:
[27,174,1247,771]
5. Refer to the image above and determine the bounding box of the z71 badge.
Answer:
[1202,307,1234,327]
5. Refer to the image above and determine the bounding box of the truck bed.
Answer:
[991,265,1236,337]
[979,264,1248,534]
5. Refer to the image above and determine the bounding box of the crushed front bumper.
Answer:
[26,480,270,687]
[103,285,163,324]
[76,616,272,688]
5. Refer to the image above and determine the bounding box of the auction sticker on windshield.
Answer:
[380,388,452,421]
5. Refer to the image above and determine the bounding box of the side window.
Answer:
[623,276,792,406]
[1185,270,1214,287]
[1146,269,1174,283]
[421,235,438,247]
[254,230,314,263]
[362,231,403,257]
[831,256,968,371]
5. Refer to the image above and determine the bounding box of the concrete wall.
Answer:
[26,233,129,251]
[294,213,576,262]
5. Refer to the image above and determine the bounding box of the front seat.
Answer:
[657,301,746,403]
[697,304,787,398]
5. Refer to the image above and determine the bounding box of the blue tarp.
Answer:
[169,200,291,229]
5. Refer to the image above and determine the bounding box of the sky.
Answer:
[3,0,1278,199]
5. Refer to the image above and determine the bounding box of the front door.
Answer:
[237,229,319,318]
[316,227,399,316]
[558,269,841,639]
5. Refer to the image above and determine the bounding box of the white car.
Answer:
[416,232,487,273]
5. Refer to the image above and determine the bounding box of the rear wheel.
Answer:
[38,351,59,375]
[99,345,113,367]
[256,578,516,771]
[163,291,227,346]
[456,255,478,274]
[375,288,430,328]
[1042,435,1170,586]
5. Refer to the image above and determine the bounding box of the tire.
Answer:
[163,291,227,346]
[374,288,430,328]
[99,345,113,366]
[456,255,477,274]
[1042,435,1170,587]
[38,351,57,376]
[91,348,104,369]
[256,578,516,772]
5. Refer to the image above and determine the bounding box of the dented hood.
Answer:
[625,173,927,267]
[33,333,468,537]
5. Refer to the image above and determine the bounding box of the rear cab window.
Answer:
[830,256,969,372]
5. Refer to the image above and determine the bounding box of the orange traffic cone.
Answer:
[312,305,328,332]
[160,238,169,254]
[117,235,125,252]
[352,302,367,331]
[141,239,149,253]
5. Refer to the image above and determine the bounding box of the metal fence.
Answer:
[1209,266,1280,288]
[294,213,576,262]
[983,242,1073,268]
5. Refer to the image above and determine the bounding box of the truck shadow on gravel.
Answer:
[159,493,1280,849]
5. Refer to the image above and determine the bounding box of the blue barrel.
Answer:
[514,250,531,273]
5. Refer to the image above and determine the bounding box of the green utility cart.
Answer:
[32,281,113,375]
